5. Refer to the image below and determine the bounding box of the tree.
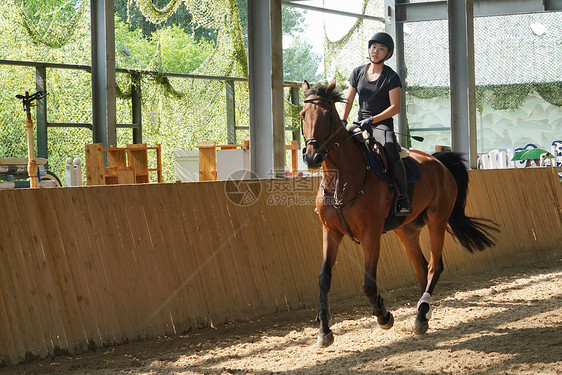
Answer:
[283,40,322,82]
[114,1,217,43]
[114,16,214,74]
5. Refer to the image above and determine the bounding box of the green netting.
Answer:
[133,0,183,23]
[533,82,562,107]
[407,83,561,112]
[13,0,87,48]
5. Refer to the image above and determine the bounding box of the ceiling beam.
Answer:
[397,0,562,23]
[281,0,384,22]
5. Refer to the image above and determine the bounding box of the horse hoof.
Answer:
[378,312,394,330]
[414,319,429,335]
[317,331,334,347]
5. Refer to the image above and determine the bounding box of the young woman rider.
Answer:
[341,32,411,216]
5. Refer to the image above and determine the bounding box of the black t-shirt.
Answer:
[348,64,403,127]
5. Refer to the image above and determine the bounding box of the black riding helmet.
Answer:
[368,32,394,60]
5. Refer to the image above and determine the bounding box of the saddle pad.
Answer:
[365,148,421,186]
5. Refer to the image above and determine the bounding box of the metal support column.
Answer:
[271,0,286,177]
[35,65,48,159]
[247,0,285,178]
[91,0,117,147]
[448,0,476,168]
[290,86,301,145]
[131,72,142,144]
[466,0,477,168]
[226,80,236,144]
[385,0,408,147]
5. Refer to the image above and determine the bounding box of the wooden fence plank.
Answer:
[0,191,27,364]
[165,183,208,332]
[196,183,242,322]
[107,185,148,340]
[174,183,215,328]
[3,190,47,360]
[206,183,250,321]
[20,190,70,358]
[119,184,165,339]
[139,183,190,334]
[60,187,104,348]
[250,192,291,312]
[223,197,274,318]
[70,186,113,348]
[46,188,99,354]
[188,183,232,325]
[35,188,86,354]
[21,188,80,356]
[175,182,227,326]
[82,187,126,344]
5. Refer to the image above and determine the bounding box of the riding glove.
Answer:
[359,116,373,131]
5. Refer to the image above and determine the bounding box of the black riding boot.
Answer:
[390,159,412,216]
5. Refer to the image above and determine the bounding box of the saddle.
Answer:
[352,132,421,232]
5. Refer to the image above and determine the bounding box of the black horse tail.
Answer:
[433,152,499,253]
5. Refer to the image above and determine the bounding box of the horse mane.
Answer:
[305,83,345,103]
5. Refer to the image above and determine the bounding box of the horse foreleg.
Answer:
[317,227,342,347]
[414,217,447,335]
[362,235,394,330]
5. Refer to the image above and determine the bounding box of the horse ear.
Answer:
[328,80,336,90]
[302,80,310,92]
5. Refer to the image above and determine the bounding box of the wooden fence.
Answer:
[0,168,561,365]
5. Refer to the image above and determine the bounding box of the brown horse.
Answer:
[300,81,498,347]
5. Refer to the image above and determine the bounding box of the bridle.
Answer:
[301,96,346,158]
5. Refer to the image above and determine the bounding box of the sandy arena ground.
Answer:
[3,257,561,375]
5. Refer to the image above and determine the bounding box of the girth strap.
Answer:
[334,205,361,245]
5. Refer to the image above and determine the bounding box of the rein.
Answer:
[302,95,369,245]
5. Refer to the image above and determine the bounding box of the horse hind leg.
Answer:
[414,216,447,335]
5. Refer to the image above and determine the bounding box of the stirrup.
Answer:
[395,195,412,216]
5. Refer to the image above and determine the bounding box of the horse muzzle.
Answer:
[303,147,325,169]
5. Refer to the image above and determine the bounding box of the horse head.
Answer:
[300,80,345,169]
